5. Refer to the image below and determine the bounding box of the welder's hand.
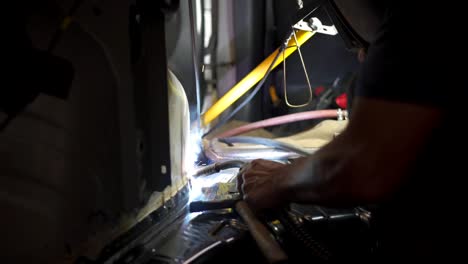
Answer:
[237,159,290,211]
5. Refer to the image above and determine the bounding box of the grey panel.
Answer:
[232,0,266,122]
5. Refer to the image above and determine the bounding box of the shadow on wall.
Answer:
[1,1,131,262]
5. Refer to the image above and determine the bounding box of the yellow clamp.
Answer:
[60,16,73,31]
[202,30,316,126]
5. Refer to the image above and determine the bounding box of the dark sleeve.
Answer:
[356,11,453,107]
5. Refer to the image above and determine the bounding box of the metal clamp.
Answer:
[282,30,314,108]
[337,109,348,121]
[293,17,338,36]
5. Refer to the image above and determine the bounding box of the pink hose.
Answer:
[215,109,340,138]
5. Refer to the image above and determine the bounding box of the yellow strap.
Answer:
[202,30,315,126]
[269,85,281,106]
[60,16,73,30]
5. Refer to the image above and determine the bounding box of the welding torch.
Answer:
[192,160,289,263]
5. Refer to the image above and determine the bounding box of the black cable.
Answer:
[209,0,219,86]
[202,47,283,138]
[193,160,246,177]
[218,136,310,157]
[188,0,203,131]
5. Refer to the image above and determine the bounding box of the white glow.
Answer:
[188,168,239,202]
[185,129,202,202]
[196,0,203,34]
[186,128,202,169]
[203,0,212,48]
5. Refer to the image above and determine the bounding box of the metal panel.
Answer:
[133,1,175,191]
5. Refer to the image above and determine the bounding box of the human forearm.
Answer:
[279,137,365,206]
[240,98,441,209]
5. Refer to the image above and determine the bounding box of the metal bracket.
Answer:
[209,219,248,237]
[336,109,349,121]
[293,17,338,36]
[132,1,174,192]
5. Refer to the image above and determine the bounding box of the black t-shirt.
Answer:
[356,4,466,261]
